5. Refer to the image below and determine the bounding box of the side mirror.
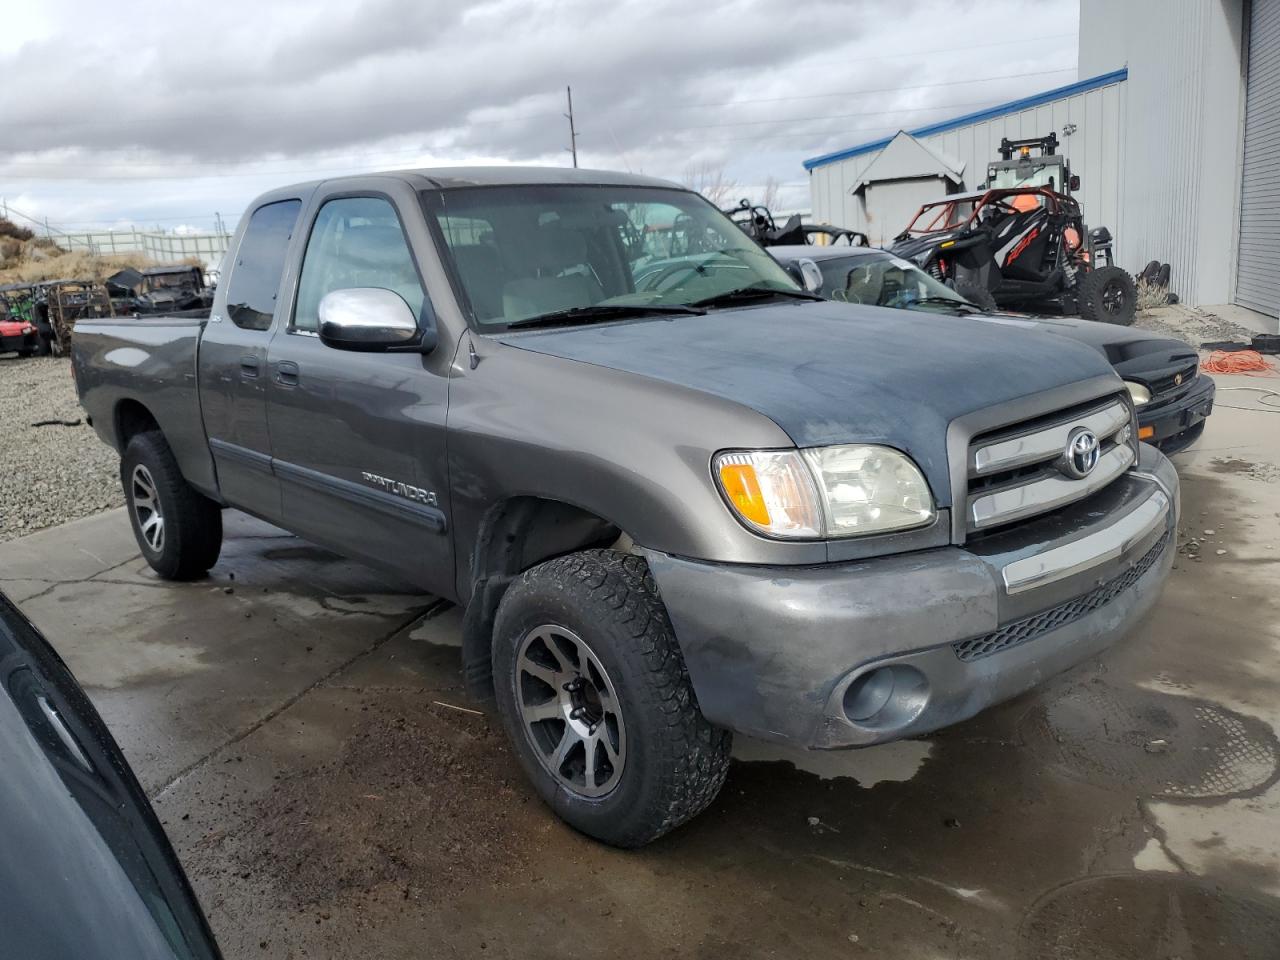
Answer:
[1069,174,1081,192]
[796,258,824,294]
[317,287,434,353]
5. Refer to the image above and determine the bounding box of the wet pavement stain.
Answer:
[226,698,538,908]
[1018,873,1280,959]
[1020,679,1280,800]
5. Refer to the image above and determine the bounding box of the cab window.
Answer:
[293,197,426,333]
[225,199,302,331]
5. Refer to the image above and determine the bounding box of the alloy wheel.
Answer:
[1102,279,1126,315]
[131,464,165,553]
[515,624,626,798]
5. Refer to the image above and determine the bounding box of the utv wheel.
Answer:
[121,431,222,580]
[1077,265,1137,325]
[492,549,732,848]
[954,280,997,312]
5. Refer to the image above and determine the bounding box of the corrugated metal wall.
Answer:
[809,79,1126,251]
[1080,0,1246,307]
[1236,0,1280,317]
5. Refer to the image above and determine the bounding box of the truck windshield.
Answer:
[424,185,800,329]
[988,162,1063,190]
[818,252,971,311]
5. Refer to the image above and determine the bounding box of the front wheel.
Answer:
[1076,265,1137,325]
[492,550,732,848]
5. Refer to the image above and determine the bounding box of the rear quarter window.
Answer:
[225,199,302,331]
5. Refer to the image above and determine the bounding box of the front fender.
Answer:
[445,339,831,601]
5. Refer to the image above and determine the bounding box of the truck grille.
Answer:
[965,395,1134,533]
[1148,362,1198,400]
[952,532,1169,662]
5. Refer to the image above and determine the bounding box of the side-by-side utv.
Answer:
[890,134,1137,325]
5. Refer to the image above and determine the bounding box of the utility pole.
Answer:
[564,85,579,168]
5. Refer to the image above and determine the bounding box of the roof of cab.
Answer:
[248,166,684,208]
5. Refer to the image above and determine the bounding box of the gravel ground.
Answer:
[0,355,123,542]
[1134,303,1260,347]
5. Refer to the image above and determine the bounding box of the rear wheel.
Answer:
[1076,265,1137,325]
[121,431,222,579]
[492,549,732,848]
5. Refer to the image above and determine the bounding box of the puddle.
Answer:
[732,737,932,787]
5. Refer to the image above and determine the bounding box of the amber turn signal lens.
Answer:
[1138,425,1155,440]
[717,463,771,526]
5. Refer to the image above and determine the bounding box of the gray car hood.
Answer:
[496,301,1118,506]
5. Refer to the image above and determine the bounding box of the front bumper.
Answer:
[1138,375,1214,451]
[646,445,1178,749]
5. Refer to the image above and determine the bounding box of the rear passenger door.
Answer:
[265,189,454,593]
[199,198,302,522]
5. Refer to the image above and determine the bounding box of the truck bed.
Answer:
[71,313,219,499]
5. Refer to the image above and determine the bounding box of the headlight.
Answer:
[1125,381,1151,406]
[714,445,934,539]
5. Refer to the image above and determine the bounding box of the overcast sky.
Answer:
[0,0,1077,234]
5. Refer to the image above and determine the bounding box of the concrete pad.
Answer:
[0,509,434,794]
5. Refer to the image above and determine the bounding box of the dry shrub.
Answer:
[0,248,165,284]
[0,217,34,242]
[0,237,21,267]
[1135,278,1170,312]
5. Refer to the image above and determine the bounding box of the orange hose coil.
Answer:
[1201,350,1274,375]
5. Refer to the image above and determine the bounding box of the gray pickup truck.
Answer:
[73,168,1179,847]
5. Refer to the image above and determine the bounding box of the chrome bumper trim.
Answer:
[1001,487,1170,595]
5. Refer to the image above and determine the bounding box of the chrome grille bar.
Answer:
[969,442,1135,530]
[970,401,1129,477]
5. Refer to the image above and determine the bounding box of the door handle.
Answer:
[275,360,300,387]
[239,355,260,379]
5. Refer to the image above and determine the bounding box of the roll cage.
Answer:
[898,187,1081,239]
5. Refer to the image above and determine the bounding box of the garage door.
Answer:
[1236,0,1280,317]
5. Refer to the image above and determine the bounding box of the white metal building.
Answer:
[805,0,1280,325]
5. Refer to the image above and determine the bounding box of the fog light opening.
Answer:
[841,665,930,730]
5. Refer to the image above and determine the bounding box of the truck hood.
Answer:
[496,301,1118,502]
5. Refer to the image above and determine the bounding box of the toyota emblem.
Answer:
[1060,427,1100,479]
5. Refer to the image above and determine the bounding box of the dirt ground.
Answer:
[2,370,1279,959]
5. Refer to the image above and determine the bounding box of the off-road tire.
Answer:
[492,549,732,848]
[121,431,222,580]
[954,280,998,312]
[1076,265,1137,325]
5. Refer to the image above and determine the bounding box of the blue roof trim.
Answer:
[802,69,1128,171]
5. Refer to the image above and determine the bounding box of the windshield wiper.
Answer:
[505,303,706,330]
[908,296,985,314]
[689,285,824,309]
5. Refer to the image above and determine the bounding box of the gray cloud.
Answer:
[0,0,1076,224]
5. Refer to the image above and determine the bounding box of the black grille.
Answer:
[1148,363,1198,398]
[952,533,1170,663]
